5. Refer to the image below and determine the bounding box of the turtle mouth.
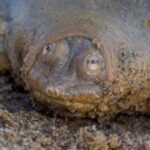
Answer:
[31,84,102,114]
[43,84,101,104]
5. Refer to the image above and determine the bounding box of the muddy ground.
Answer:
[0,72,150,150]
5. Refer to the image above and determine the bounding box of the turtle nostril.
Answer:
[46,86,60,97]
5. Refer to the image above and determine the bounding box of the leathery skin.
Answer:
[0,0,150,118]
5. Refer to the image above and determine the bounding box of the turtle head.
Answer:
[23,36,112,116]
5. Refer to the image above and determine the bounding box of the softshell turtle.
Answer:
[0,0,150,118]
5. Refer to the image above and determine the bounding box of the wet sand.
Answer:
[0,73,150,150]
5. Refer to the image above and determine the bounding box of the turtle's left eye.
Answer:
[83,52,102,76]
[79,49,104,78]
[86,59,100,71]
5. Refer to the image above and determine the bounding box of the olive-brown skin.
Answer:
[0,0,150,118]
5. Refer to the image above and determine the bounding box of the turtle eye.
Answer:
[86,59,100,71]
[41,40,69,67]
[42,43,55,55]
[84,53,102,76]
[41,43,55,64]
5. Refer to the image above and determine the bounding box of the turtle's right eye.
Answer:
[41,40,69,67]
[42,43,55,55]
[41,43,55,64]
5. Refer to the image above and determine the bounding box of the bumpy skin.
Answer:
[0,0,150,118]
